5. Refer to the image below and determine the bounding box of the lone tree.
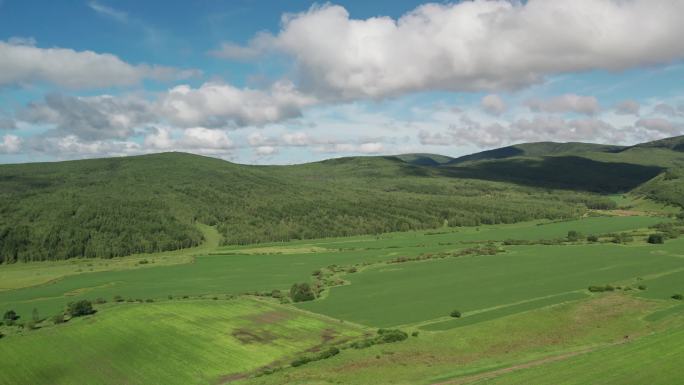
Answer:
[567,231,582,242]
[3,310,19,325]
[67,300,96,317]
[290,283,315,302]
[450,310,462,318]
[648,234,664,244]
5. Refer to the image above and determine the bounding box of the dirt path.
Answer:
[432,341,628,385]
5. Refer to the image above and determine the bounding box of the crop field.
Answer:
[0,215,669,318]
[1,211,683,385]
[0,298,363,385]
[297,242,684,327]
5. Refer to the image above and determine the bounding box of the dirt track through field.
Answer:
[432,340,629,385]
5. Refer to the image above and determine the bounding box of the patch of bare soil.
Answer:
[231,328,277,344]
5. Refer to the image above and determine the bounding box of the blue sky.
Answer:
[1,0,683,164]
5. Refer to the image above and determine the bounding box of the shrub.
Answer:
[290,283,315,302]
[672,294,683,300]
[411,331,419,337]
[52,314,66,324]
[587,235,599,242]
[647,234,664,244]
[318,347,340,359]
[567,230,582,242]
[291,357,312,367]
[3,310,19,322]
[638,285,647,290]
[271,289,282,298]
[113,295,124,302]
[138,259,149,265]
[376,329,408,343]
[67,300,95,317]
[450,310,462,318]
[94,297,107,304]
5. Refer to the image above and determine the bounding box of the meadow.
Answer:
[1,210,683,385]
[0,298,363,385]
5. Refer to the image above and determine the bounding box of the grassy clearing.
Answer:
[237,294,663,385]
[0,298,362,385]
[0,224,220,292]
[297,243,683,327]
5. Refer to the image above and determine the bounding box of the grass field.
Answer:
[297,242,683,327]
[477,320,684,385]
[0,298,363,385]
[237,294,673,385]
[0,215,669,319]
[0,211,682,385]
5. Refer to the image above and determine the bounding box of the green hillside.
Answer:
[3,135,684,263]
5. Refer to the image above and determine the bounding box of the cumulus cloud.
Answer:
[0,39,198,89]
[221,0,684,99]
[635,118,680,135]
[255,146,278,156]
[0,134,21,153]
[481,94,507,116]
[315,142,385,154]
[29,135,140,158]
[527,94,601,116]
[144,126,234,153]
[19,94,155,141]
[158,80,317,128]
[614,100,640,116]
[420,115,630,148]
[653,103,684,117]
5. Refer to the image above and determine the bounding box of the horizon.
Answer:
[1,0,684,165]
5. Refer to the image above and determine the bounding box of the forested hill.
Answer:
[1,135,684,263]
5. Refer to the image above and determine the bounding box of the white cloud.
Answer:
[315,142,385,154]
[0,39,198,89]
[144,126,233,152]
[481,94,507,116]
[158,80,317,128]
[0,135,21,153]
[653,103,684,117]
[224,1,684,99]
[420,114,633,148]
[635,118,679,134]
[30,135,140,158]
[88,1,128,23]
[614,100,640,116]
[527,94,600,116]
[255,146,277,156]
[20,94,155,140]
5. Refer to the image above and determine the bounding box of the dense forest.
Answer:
[2,135,684,263]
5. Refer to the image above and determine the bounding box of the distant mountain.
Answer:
[448,141,625,164]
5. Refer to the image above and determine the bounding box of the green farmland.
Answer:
[2,211,684,385]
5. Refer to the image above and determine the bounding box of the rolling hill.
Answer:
[1,136,683,263]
